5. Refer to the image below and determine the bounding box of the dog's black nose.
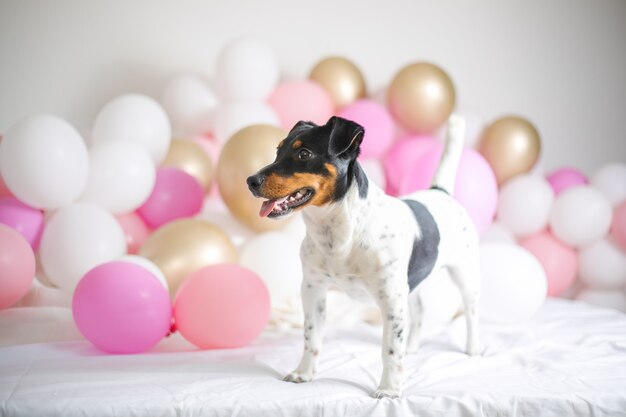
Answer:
[247,174,265,193]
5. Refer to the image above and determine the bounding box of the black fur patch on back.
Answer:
[353,162,369,199]
[403,199,440,291]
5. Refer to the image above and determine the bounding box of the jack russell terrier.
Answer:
[247,115,481,398]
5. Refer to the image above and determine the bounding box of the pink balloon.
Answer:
[399,145,498,234]
[174,264,270,349]
[610,201,626,251]
[72,261,172,353]
[0,173,12,198]
[268,80,335,130]
[192,134,221,168]
[383,135,438,196]
[338,99,395,159]
[116,212,150,254]
[137,167,204,229]
[546,167,588,196]
[0,197,45,250]
[0,224,35,309]
[520,231,578,297]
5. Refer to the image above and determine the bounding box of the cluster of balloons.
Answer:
[0,89,271,353]
[483,163,626,319]
[1,36,625,356]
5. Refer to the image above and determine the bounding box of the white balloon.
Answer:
[591,162,626,207]
[0,114,88,209]
[80,142,156,214]
[576,289,626,313]
[117,255,168,291]
[579,238,626,290]
[480,222,516,245]
[549,185,612,247]
[418,269,462,326]
[326,290,380,326]
[161,74,219,137]
[479,243,547,324]
[92,94,171,164]
[215,38,279,102]
[497,175,554,237]
[212,102,279,143]
[360,159,386,190]
[239,231,302,304]
[40,203,127,292]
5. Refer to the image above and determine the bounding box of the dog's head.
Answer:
[247,116,365,218]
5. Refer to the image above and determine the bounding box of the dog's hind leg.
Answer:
[284,279,327,383]
[406,290,423,354]
[448,262,481,356]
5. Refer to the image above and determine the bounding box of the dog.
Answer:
[247,115,481,399]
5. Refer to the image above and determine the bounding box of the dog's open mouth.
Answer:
[259,188,314,218]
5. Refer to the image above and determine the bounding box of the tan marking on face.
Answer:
[292,139,302,149]
[261,162,339,208]
[277,139,285,149]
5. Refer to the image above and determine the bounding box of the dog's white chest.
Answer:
[301,188,418,304]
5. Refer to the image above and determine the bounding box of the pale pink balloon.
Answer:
[339,99,394,159]
[192,134,222,199]
[383,135,438,196]
[116,212,150,254]
[520,231,578,297]
[610,201,626,251]
[267,80,334,130]
[72,261,172,353]
[0,197,45,250]
[137,167,204,229]
[191,134,221,168]
[0,224,35,309]
[546,167,588,196]
[174,264,270,349]
[399,145,498,234]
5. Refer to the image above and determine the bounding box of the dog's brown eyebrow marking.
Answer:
[292,139,303,149]
[277,140,285,149]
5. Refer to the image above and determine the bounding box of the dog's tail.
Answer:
[430,114,466,195]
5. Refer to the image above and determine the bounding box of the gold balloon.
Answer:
[139,218,237,296]
[217,124,288,232]
[309,56,367,108]
[387,62,456,133]
[478,116,541,185]
[161,139,213,192]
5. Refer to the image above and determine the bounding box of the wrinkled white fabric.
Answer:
[1,299,625,417]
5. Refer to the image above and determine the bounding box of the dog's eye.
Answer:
[298,149,313,160]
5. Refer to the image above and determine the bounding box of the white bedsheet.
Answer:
[1,299,625,417]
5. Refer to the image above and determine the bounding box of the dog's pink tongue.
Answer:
[259,199,278,217]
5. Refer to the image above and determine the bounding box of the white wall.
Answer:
[1,0,624,172]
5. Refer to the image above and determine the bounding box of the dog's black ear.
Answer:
[289,120,317,135]
[327,116,364,159]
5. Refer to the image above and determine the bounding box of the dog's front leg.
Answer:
[374,284,409,399]
[284,280,327,383]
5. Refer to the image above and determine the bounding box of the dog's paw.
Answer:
[373,387,401,399]
[283,371,313,384]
